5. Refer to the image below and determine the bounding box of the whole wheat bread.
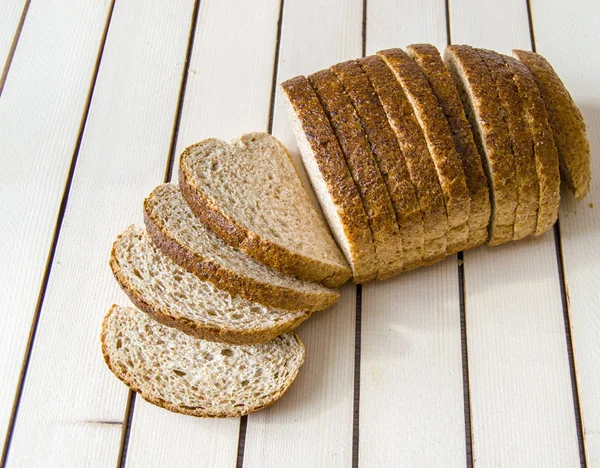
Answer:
[142,184,338,312]
[178,132,351,288]
[101,305,305,418]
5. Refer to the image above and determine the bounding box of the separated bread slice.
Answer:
[444,45,518,245]
[504,55,561,235]
[178,133,351,288]
[110,225,311,344]
[280,76,378,283]
[406,44,491,249]
[513,50,591,200]
[101,305,305,418]
[308,69,404,279]
[330,60,425,270]
[359,55,448,262]
[378,48,470,255]
[142,184,338,312]
[477,48,539,240]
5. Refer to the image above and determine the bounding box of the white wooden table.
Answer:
[0,0,598,466]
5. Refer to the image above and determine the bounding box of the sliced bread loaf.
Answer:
[142,184,338,312]
[504,55,561,235]
[444,45,518,245]
[513,50,590,200]
[477,48,539,240]
[308,69,404,279]
[101,305,305,418]
[178,133,351,288]
[359,54,448,262]
[280,76,378,283]
[110,225,311,344]
[378,48,470,255]
[330,60,425,270]
[406,44,491,249]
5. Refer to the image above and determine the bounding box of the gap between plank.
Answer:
[0,0,31,96]
[116,391,136,468]
[235,0,285,464]
[0,1,117,465]
[553,222,587,468]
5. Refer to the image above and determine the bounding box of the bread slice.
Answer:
[444,45,518,245]
[142,185,338,312]
[101,305,305,418]
[330,60,425,270]
[406,44,491,249]
[378,48,471,255]
[308,69,404,279]
[477,48,539,240]
[513,50,591,200]
[110,225,311,344]
[359,55,448,262]
[504,55,561,235]
[280,76,378,283]
[178,132,351,288]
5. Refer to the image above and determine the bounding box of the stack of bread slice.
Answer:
[282,45,590,278]
[103,45,591,418]
[103,133,352,417]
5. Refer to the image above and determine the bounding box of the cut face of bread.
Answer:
[444,45,518,245]
[101,305,305,418]
[178,132,351,288]
[330,60,425,270]
[378,48,470,255]
[513,50,591,200]
[504,55,561,235]
[110,225,311,344]
[280,76,378,283]
[308,69,404,279]
[407,44,491,250]
[360,54,448,261]
[477,48,539,240]
[142,185,339,312]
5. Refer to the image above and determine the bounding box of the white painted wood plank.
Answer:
[242,0,361,465]
[0,0,113,449]
[450,1,581,465]
[529,0,600,464]
[360,2,466,466]
[0,0,27,82]
[4,2,196,466]
[125,0,281,466]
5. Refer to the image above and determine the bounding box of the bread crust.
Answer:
[280,76,378,283]
[331,60,424,270]
[309,69,404,279]
[444,45,518,245]
[359,54,448,262]
[504,55,561,235]
[513,50,590,200]
[178,139,351,288]
[407,44,491,251]
[101,306,305,418]
[378,48,470,254]
[477,48,539,240]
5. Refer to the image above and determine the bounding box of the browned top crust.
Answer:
[477,48,539,240]
[280,75,378,283]
[331,60,425,269]
[513,50,590,200]
[309,69,404,278]
[504,55,560,235]
[359,54,448,260]
[407,43,491,250]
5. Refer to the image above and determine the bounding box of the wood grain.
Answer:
[0,0,113,453]
[4,2,196,466]
[242,0,361,465]
[530,0,600,464]
[450,0,581,465]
